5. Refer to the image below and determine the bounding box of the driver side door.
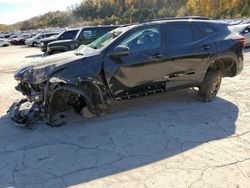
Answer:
[103,25,164,97]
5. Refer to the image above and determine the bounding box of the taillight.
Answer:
[235,37,245,48]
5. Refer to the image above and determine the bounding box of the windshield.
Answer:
[87,26,133,50]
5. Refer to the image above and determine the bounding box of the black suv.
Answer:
[47,26,118,55]
[39,29,79,52]
[9,18,244,127]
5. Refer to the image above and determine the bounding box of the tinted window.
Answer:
[59,30,78,40]
[166,23,194,45]
[193,25,204,41]
[119,26,161,52]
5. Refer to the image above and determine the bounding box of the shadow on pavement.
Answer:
[0,89,238,187]
[25,54,44,58]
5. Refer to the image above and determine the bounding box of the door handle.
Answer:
[200,45,210,50]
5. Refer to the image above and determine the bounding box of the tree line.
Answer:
[1,0,249,31]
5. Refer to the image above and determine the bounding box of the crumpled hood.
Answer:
[14,47,101,84]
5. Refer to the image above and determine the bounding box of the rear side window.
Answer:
[165,23,194,45]
[193,25,204,41]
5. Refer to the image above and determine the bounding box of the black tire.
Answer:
[198,69,222,102]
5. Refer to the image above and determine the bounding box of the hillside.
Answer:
[1,0,249,31]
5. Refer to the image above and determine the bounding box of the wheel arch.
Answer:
[206,53,238,78]
[48,80,107,116]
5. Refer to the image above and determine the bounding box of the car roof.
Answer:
[128,18,219,29]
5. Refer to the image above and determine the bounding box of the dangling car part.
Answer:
[8,99,42,127]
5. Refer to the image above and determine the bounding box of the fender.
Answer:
[49,84,94,109]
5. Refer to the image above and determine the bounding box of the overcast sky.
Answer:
[0,0,83,25]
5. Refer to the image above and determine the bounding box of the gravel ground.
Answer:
[0,46,249,188]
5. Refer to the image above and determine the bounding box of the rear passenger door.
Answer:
[163,22,216,88]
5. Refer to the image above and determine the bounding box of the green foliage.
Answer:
[0,0,249,31]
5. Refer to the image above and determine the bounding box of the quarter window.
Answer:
[119,27,161,52]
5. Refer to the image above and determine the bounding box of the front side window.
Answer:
[86,27,132,50]
[119,26,161,52]
[59,30,78,40]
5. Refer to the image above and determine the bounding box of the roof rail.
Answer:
[141,16,210,23]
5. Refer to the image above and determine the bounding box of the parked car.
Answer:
[0,39,10,47]
[25,32,59,47]
[47,26,118,55]
[8,35,19,42]
[10,34,33,45]
[9,17,244,127]
[229,24,250,47]
[39,29,79,52]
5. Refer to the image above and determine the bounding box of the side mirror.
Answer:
[109,45,129,58]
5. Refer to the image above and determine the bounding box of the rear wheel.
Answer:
[198,69,222,102]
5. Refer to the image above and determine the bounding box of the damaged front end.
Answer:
[8,50,107,128]
[8,67,106,128]
[8,73,49,127]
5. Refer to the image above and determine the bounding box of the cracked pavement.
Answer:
[0,46,249,188]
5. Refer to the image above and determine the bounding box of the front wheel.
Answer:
[198,70,222,102]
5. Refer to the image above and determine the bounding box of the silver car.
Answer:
[229,24,250,47]
[25,32,58,47]
[0,39,10,47]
